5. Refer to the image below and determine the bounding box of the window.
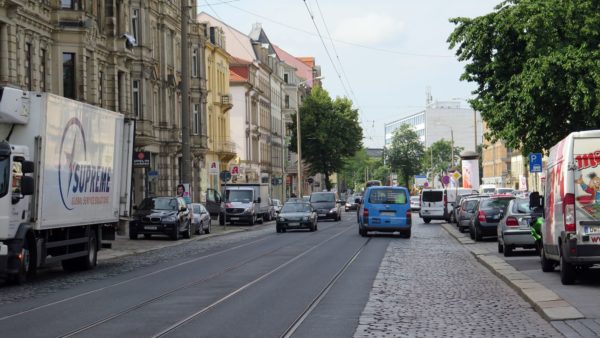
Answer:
[192,49,198,77]
[284,95,289,109]
[98,70,104,107]
[40,48,46,92]
[283,73,288,83]
[131,8,139,45]
[193,103,200,134]
[62,53,76,99]
[61,0,80,10]
[132,80,140,118]
[25,43,32,91]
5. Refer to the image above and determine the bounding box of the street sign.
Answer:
[231,165,240,175]
[133,151,150,168]
[529,153,542,173]
[451,171,462,181]
[442,175,450,186]
[209,161,219,174]
[220,170,231,182]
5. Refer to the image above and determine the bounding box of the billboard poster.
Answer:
[461,158,480,190]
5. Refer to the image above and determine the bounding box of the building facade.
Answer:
[384,101,483,152]
[1,0,210,208]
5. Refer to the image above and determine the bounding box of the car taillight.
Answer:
[363,208,369,218]
[563,193,576,232]
[406,210,411,225]
[478,210,486,222]
[506,216,519,227]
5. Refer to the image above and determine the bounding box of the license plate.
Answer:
[230,217,239,220]
[144,226,157,230]
[318,213,326,216]
[585,226,600,234]
[380,211,395,216]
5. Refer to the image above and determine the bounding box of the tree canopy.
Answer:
[288,86,363,190]
[386,124,424,188]
[448,0,600,154]
[422,139,463,177]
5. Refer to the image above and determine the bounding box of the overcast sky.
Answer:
[199,0,500,148]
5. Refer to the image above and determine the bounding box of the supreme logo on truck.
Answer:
[58,117,112,210]
[576,150,600,170]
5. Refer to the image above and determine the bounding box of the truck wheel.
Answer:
[219,213,225,226]
[560,251,576,285]
[423,218,431,224]
[250,215,256,225]
[62,230,98,271]
[540,247,554,272]
[8,238,33,284]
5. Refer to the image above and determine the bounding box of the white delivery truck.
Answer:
[0,87,134,283]
[220,183,270,225]
[537,130,600,284]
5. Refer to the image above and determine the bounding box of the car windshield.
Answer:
[512,199,531,214]
[481,198,512,210]
[463,200,478,211]
[369,189,407,204]
[281,203,312,213]
[310,193,335,203]
[139,197,178,211]
[422,191,443,202]
[226,190,253,203]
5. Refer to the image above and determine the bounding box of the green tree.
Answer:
[422,140,463,177]
[448,0,600,155]
[386,124,424,188]
[289,86,363,190]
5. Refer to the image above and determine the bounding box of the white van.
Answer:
[479,184,497,194]
[419,189,447,223]
[537,130,600,285]
[446,188,479,223]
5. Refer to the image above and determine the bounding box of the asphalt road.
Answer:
[0,212,387,338]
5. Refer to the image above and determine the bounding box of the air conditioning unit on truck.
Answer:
[533,130,600,285]
[0,87,134,284]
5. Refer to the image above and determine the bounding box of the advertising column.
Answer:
[460,150,480,191]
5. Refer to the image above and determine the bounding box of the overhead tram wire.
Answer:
[224,3,454,58]
[313,0,361,111]
[301,0,352,100]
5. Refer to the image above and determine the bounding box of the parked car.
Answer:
[497,198,537,256]
[130,196,192,240]
[310,191,342,221]
[276,201,318,232]
[410,195,420,211]
[189,203,211,235]
[456,197,481,233]
[452,192,480,225]
[358,186,412,238]
[264,198,277,221]
[272,199,283,213]
[447,188,479,223]
[419,189,448,223]
[345,196,359,211]
[469,195,515,241]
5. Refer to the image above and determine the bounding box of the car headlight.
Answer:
[243,208,253,214]
[163,216,177,223]
[330,208,338,213]
[278,217,285,222]
[303,216,309,221]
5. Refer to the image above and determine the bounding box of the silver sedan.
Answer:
[497,198,536,256]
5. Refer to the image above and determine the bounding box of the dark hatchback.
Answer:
[129,196,192,240]
[469,195,515,241]
[309,192,342,221]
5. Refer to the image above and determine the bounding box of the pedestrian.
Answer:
[177,184,191,204]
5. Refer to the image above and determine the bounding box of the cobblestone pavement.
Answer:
[0,223,273,305]
[354,221,562,338]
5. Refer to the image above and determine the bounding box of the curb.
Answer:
[98,222,269,262]
[440,222,584,322]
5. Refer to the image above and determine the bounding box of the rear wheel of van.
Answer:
[560,252,576,285]
[402,230,411,238]
[423,218,431,224]
[540,247,554,272]
[359,226,367,237]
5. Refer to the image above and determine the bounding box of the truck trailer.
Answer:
[0,87,133,283]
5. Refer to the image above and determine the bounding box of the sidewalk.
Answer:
[98,220,263,262]
[440,222,584,322]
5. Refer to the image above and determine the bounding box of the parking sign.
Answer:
[529,153,542,173]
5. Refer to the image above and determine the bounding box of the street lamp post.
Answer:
[296,76,324,197]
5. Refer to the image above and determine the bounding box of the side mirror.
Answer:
[180,206,187,211]
[354,198,361,204]
[22,161,34,174]
[256,197,262,204]
[20,176,34,195]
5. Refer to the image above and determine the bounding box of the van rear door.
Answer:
[573,136,600,244]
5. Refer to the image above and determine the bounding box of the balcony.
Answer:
[220,94,233,112]
[191,134,209,152]
[214,137,237,161]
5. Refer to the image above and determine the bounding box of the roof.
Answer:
[229,69,246,82]
[273,45,313,86]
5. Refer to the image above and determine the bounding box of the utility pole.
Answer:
[180,0,192,192]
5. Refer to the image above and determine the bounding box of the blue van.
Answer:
[358,186,412,238]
